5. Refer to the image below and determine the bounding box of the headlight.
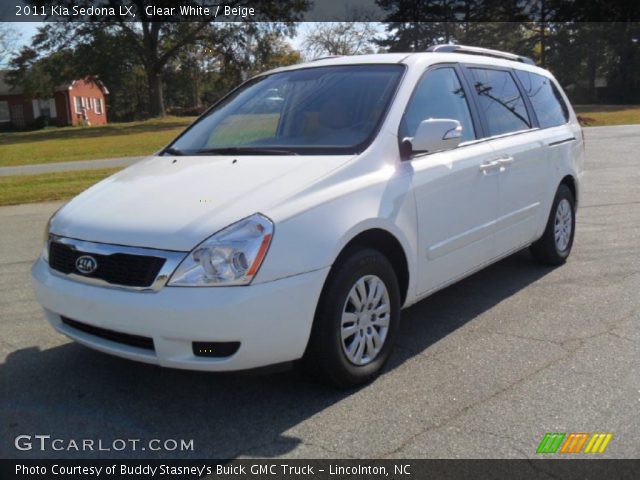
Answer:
[41,214,55,263]
[168,214,273,286]
[42,203,67,263]
[42,229,50,263]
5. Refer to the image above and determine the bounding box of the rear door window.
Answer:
[515,70,569,128]
[468,68,532,137]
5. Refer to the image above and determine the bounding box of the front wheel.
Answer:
[530,184,576,265]
[303,248,401,388]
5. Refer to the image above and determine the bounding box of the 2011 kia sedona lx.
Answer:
[32,45,584,387]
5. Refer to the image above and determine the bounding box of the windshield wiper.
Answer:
[161,147,185,156]
[192,147,298,156]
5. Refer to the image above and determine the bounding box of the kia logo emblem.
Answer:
[75,255,98,275]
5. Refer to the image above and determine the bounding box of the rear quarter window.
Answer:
[515,70,569,128]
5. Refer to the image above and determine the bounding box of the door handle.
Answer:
[497,156,514,166]
[479,159,500,171]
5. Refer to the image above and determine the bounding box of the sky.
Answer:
[14,21,40,39]
[0,23,39,67]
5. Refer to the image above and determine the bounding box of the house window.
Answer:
[48,98,57,118]
[95,98,103,114]
[74,96,82,113]
[0,101,9,122]
[38,99,51,118]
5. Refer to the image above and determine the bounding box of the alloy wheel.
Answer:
[554,198,572,252]
[340,275,391,365]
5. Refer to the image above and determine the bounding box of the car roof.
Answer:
[262,51,552,79]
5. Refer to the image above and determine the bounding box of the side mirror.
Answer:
[402,119,463,158]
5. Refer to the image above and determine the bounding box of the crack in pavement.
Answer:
[379,307,639,458]
[607,331,637,343]
[469,329,566,347]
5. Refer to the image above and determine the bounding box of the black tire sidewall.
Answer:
[531,183,576,265]
[309,248,401,386]
[551,185,576,259]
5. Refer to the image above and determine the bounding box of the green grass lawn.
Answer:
[574,105,640,126]
[0,168,121,206]
[0,116,195,167]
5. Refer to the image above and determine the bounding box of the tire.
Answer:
[530,184,576,265]
[303,248,401,388]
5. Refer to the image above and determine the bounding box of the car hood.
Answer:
[50,155,352,251]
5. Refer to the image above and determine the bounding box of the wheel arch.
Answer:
[560,174,578,207]
[332,227,411,306]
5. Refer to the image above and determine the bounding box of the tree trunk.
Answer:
[147,71,165,117]
[192,72,200,108]
[539,23,546,67]
[587,53,597,104]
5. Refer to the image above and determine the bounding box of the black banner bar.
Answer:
[2,459,640,480]
[2,0,640,22]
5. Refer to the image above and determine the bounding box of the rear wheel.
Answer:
[530,184,576,265]
[303,248,401,388]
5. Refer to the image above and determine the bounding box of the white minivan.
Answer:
[33,45,584,387]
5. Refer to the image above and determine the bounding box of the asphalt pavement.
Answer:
[0,156,144,176]
[0,126,638,459]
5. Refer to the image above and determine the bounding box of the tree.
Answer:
[9,25,150,120]
[8,50,70,98]
[0,25,21,67]
[302,22,380,59]
[376,1,474,51]
[163,27,301,109]
[24,0,309,116]
[373,1,640,104]
[10,21,304,120]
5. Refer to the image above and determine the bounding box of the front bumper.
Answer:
[32,258,329,371]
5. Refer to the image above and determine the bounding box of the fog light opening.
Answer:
[192,341,240,358]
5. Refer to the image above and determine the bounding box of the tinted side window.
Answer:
[402,67,475,142]
[515,70,569,128]
[469,68,531,137]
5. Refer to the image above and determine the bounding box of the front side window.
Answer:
[469,68,531,137]
[401,67,475,143]
[515,70,569,128]
[170,65,405,155]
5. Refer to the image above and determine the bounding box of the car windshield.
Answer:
[168,64,405,155]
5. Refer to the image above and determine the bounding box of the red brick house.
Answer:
[0,72,109,128]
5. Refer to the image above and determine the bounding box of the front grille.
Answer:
[49,241,166,287]
[61,317,155,351]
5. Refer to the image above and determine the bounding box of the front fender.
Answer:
[254,166,419,305]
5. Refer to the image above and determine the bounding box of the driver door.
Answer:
[406,66,500,296]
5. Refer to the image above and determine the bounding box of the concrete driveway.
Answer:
[1,126,638,459]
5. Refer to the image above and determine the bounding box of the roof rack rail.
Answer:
[309,55,342,62]
[426,44,535,65]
